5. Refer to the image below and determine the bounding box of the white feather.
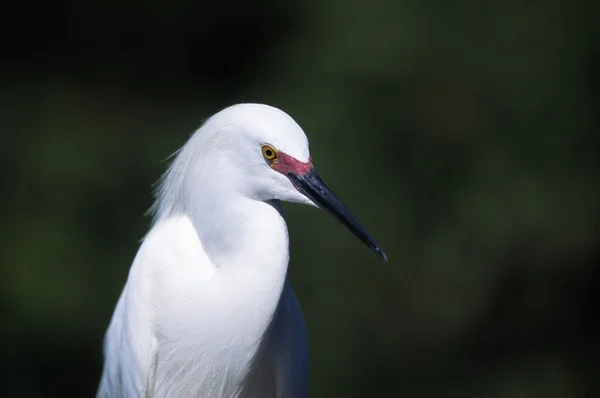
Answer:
[97,104,311,398]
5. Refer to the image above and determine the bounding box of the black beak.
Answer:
[288,168,387,261]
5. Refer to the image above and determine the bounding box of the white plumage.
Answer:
[97,104,385,398]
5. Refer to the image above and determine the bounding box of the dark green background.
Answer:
[1,1,599,397]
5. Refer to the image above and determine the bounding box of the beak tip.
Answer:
[374,246,388,262]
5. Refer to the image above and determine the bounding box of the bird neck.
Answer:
[152,140,290,278]
[189,190,290,276]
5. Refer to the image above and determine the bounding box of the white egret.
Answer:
[97,103,386,398]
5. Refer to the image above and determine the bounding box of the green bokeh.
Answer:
[1,1,598,397]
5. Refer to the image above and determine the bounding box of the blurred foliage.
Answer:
[1,0,599,397]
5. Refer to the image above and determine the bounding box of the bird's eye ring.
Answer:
[261,145,279,162]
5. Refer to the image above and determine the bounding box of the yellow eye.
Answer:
[261,145,279,162]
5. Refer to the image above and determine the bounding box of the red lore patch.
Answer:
[271,151,312,176]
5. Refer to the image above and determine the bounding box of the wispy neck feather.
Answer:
[150,117,229,223]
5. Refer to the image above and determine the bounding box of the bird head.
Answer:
[155,104,386,260]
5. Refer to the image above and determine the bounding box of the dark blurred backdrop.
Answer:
[1,1,599,397]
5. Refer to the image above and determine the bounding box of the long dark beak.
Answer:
[288,168,387,261]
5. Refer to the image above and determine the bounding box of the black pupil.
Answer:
[265,149,273,157]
